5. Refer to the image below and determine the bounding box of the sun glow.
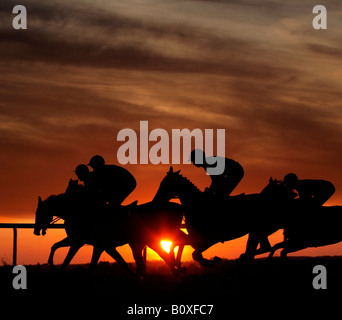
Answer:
[161,240,172,253]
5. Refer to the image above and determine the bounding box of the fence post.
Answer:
[13,227,17,266]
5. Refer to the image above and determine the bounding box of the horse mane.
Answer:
[43,194,67,211]
[45,194,57,201]
[45,194,64,202]
[177,173,202,193]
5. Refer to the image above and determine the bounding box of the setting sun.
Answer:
[161,241,172,253]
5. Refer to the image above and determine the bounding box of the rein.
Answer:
[51,216,61,224]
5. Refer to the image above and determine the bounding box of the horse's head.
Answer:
[260,177,284,199]
[34,196,54,236]
[153,166,200,203]
[261,177,278,191]
[65,178,82,195]
[153,167,181,202]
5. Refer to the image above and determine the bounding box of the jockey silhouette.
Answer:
[88,155,137,208]
[189,149,244,198]
[282,173,335,206]
[74,163,105,212]
[74,164,98,192]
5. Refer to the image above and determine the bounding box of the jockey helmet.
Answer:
[88,155,105,170]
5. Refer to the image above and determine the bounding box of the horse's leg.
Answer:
[174,231,188,268]
[167,245,176,268]
[255,237,272,255]
[239,232,260,263]
[48,237,72,267]
[167,243,183,270]
[192,250,207,266]
[175,245,184,268]
[60,243,83,271]
[192,249,220,267]
[148,243,179,277]
[169,243,177,262]
[268,239,306,260]
[192,241,221,267]
[280,240,307,260]
[89,246,104,273]
[105,247,141,279]
[267,241,286,260]
[129,243,146,278]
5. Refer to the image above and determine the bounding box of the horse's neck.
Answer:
[152,187,166,203]
[261,184,292,202]
[152,174,202,205]
[177,176,202,207]
[46,194,69,219]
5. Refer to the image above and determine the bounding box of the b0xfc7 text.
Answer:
[171,304,213,315]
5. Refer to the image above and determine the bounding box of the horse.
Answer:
[249,177,299,255]
[268,204,342,259]
[155,167,295,266]
[257,177,342,259]
[34,180,187,277]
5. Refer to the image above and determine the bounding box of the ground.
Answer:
[0,257,340,318]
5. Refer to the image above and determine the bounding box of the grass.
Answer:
[0,257,340,316]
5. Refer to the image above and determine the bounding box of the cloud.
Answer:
[0,0,300,75]
[1,0,342,218]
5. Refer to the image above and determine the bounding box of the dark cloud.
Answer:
[1,0,342,219]
[0,0,291,77]
[307,43,342,57]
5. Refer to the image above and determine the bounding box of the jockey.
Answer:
[282,173,335,206]
[74,164,103,209]
[74,164,98,193]
[189,149,244,199]
[88,155,137,208]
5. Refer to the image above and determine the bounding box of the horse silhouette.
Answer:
[268,203,342,259]
[34,179,187,277]
[250,177,342,259]
[155,168,298,266]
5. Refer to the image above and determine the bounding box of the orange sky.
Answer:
[1,0,342,265]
